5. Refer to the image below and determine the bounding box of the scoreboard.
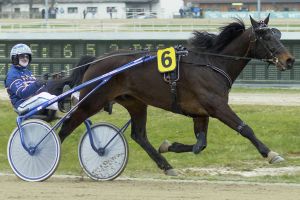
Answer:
[0,39,299,83]
[0,40,176,79]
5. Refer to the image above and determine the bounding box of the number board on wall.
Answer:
[0,40,299,84]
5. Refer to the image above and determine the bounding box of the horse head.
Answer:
[249,14,294,71]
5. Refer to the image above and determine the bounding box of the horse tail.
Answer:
[47,55,96,95]
[68,55,96,87]
[69,55,113,114]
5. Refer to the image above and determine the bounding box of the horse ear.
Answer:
[264,13,270,25]
[250,15,259,29]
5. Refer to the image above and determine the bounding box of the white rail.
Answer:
[0,19,300,33]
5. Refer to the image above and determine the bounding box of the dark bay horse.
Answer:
[57,15,295,175]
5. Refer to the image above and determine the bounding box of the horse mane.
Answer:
[188,18,245,52]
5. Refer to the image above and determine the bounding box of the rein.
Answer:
[45,47,273,80]
[181,45,272,88]
[43,50,154,78]
[186,49,273,63]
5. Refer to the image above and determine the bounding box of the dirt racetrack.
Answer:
[0,175,299,200]
[2,90,300,106]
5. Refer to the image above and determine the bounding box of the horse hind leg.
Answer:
[158,140,193,153]
[118,98,177,176]
[159,116,208,154]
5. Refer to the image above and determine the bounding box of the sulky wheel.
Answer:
[7,119,61,182]
[78,122,128,181]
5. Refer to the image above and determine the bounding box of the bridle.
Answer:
[247,21,282,66]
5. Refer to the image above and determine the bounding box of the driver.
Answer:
[5,43,58,114]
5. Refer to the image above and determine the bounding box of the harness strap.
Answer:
[170,81,182,114]
[207,64,233,88]
[181,60,233,89]
[163,47,187,114]
[164,54,183,114]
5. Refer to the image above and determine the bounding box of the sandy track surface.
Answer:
[229,93,300,106]
[0,175,299,200]
[2,90,300,106]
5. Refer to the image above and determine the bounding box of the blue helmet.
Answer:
[10,43,32,65]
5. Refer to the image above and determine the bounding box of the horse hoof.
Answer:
[268,151,285,164]
[158,140,171,153]
[193,132,206,154]
[193,145,201,154]
[164,169,178,176]
[193,143,205,154]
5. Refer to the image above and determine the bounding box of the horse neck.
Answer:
[214,29,252,83]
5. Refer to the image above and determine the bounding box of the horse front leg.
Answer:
[158,116,209,154]
[192,116,208,153]
[212,103,284,164]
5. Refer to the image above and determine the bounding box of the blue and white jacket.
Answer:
[5,64,45,109]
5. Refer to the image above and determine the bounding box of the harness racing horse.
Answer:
[57,15,295,175]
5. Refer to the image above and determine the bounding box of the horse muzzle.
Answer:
[276,54,295,71]
[286,57,295,69]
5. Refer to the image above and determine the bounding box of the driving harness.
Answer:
[161,45,234,115]
[161,45,188,114]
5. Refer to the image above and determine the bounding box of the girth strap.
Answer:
[170,81,182,114]
[164,64,182,113]
[162,45,188,114]
[164,54,182,114]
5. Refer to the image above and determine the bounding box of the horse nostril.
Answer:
[286,57,295,69]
